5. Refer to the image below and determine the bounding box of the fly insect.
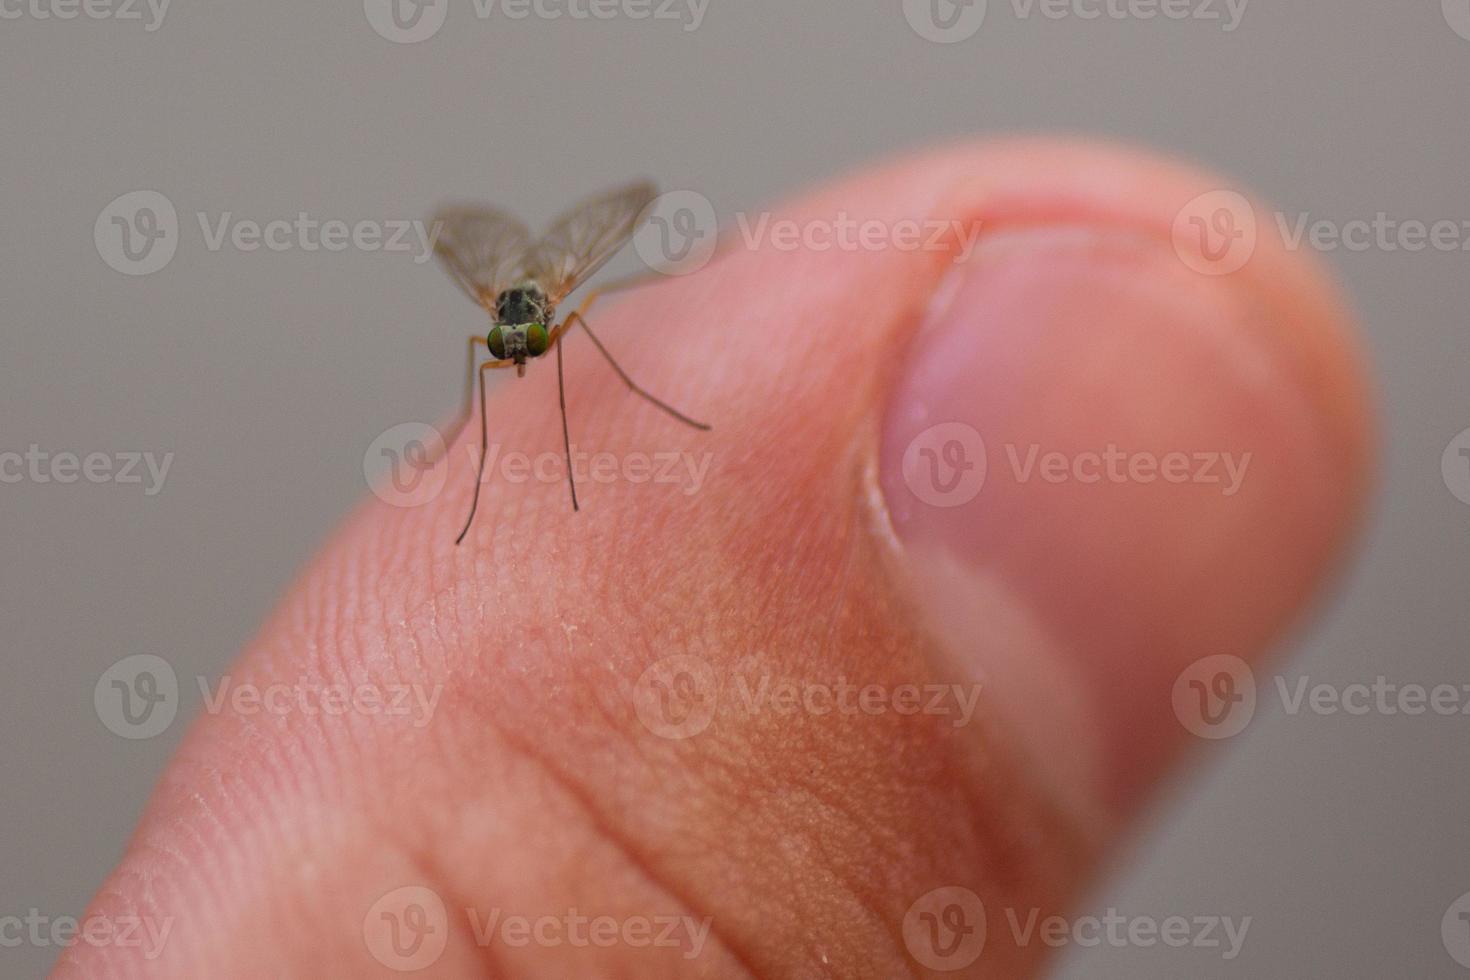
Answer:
[430,181,710,544]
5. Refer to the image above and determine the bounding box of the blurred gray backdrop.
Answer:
[2,2,1467,976]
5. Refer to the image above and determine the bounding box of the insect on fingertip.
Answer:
[432,180,711,541]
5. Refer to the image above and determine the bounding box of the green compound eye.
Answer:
[526,323,549,356]
[487,326,505,359]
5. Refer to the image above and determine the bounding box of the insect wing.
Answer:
[430,206,533,307]
[524,180,656,303]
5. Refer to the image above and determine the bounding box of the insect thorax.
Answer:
[495,282,552,328]
[489,283,553,361]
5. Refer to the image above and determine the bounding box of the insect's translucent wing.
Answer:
[430,206,533,307]
[524,181,656,303]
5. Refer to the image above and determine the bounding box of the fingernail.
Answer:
[879,225,1342,813]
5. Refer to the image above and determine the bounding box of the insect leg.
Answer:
[555,312,711,431]
[432,334,489,465]
[555,334,580,512]
[455,357,517,546]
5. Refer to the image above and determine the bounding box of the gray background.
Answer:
[1,1,1466,976]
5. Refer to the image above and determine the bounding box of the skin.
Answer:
[56,139,1373,978]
